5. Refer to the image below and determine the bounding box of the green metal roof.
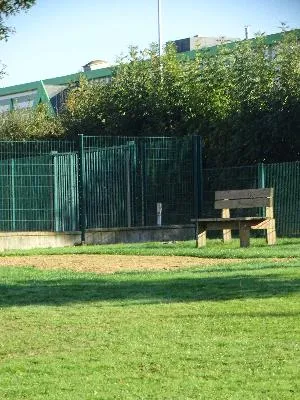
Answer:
[0,67,113,96]
[0,66,113,113]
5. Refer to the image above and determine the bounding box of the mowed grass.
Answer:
[0,253,299,399]
[1,237,300,258]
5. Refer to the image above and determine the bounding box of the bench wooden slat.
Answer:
[191,217,268,222]
[195,220,273,231]
[215,188,273,201]
[215,197,272,209]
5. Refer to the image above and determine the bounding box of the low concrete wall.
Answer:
[0,225,195,251]
[0,231,81,251]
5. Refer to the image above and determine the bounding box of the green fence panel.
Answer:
[53,151,79,232]
[265,161,300,237]
[82,136,195,229]
[142,137,194,225]
[0,159,11,230]
[83,143,135,229]
[0,140,77,231]
[0,153,54,231]
[202,165,258,218]
[13,154,54,231]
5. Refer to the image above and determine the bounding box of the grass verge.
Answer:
[0,237,300,259]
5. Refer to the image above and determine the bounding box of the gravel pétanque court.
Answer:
[0,254,250,274]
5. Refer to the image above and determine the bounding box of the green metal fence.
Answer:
[0,136,197,233]
[0,137,298,238]
[53,151,78,231]
[81,136,196,231]
[202,161,300,237]
[0,141,76,231]
[264,162,300,237]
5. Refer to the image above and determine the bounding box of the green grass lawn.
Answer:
[0,254,299,399]
[1,237,300,259]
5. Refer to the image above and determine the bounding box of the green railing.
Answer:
[81,136,196,231]
[0,137,298,238]
[0,141,76,231]
[0,136,198,234]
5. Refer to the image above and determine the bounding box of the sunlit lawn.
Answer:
[0,253,299,399]
[1,237,300,259]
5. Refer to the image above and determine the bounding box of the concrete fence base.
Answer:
[0,225,195,251]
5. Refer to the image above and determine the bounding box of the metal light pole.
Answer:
[244,25,249,40]
[158,0,163,56]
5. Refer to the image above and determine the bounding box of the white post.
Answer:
[157,202,162,226]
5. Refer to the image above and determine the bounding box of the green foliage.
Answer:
[62,31,300,166]
[61,76,107,137]
[221,31,300,166]
[0,0,36,41]
[62,44,194,137]
[0,104,64,140]
[0,1,36,78]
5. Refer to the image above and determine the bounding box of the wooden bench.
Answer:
[191,188,276,248]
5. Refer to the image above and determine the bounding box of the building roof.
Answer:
[0,66,113,114]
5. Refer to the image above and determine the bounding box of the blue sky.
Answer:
[0,0,299,88]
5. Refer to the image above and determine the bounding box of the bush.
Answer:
[0,104,64,140]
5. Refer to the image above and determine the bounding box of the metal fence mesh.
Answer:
[0,141,76,231]
[265,162,300,237]
[0,137,298,237]
[0,136,195,232]
[203,162,300,237]
[82,136,194,228]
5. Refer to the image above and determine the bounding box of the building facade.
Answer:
[0,65,112,114]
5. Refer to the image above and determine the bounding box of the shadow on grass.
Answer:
[0,271,299,307]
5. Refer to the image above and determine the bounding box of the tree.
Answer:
[62,30,300,167]
[0,0,36,77]
[0,0,36,41]
[62,43,200,138]
[189,30,300,166]
[61,76,107,137]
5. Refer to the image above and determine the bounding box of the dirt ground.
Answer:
[0,254,246,274]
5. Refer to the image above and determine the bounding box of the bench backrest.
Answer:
[215,188,274,218]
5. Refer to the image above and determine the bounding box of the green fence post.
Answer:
[192,136,203,219]
[70,153,78,232]
[126,144,132,227]
[51,151,59,232]
[10,158,16,231]
[258,162,266,218]
[258,162,265,189]
[138,139,146,226]
[78,134,86,244]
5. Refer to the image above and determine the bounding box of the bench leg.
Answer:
[223,229,232,243]
[239,226,250,247]
[222,208,232,243]
[266,219,276,245]
[196,224,207,247]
